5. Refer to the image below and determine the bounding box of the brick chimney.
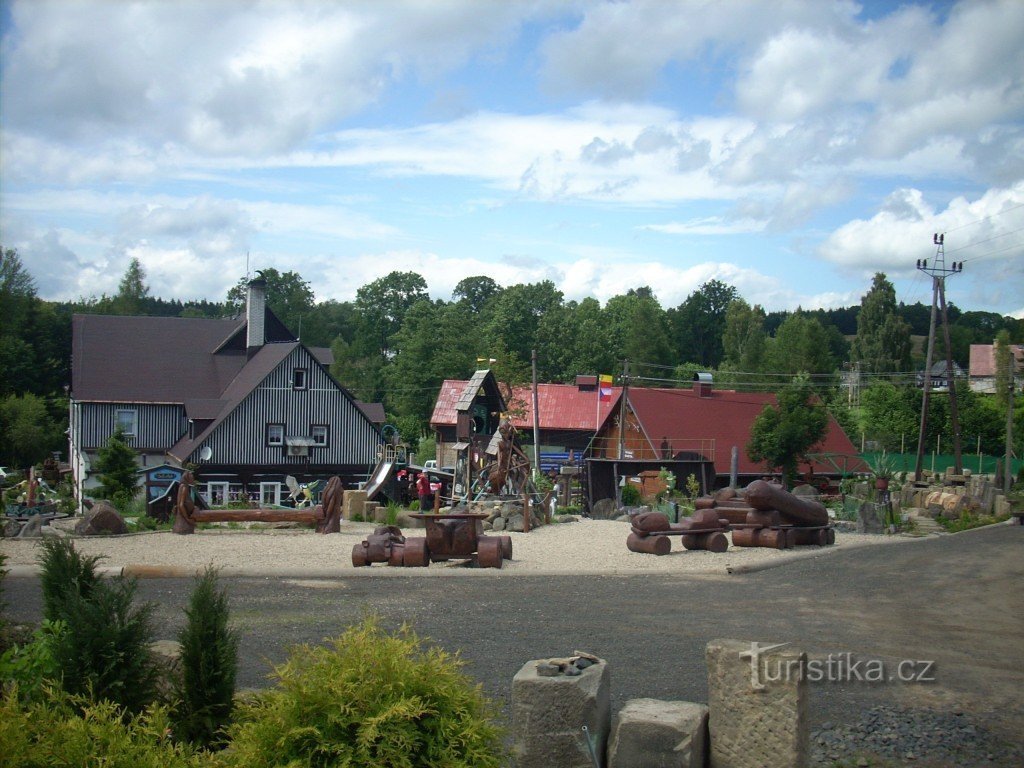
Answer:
[246,273,267,355]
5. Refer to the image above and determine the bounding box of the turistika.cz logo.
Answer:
[739,642,936,691]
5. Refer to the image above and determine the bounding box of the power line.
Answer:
[945,225,1024,255]
[944,200,1024,234]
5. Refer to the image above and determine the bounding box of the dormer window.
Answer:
[293,368,308,390]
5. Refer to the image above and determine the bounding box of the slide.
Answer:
[362,459,396,501]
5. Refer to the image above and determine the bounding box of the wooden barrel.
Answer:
[627,532,671,556]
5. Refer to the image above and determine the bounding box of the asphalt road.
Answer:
[4,525,1023,750]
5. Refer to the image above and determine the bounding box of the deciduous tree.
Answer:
[746,375,829,488]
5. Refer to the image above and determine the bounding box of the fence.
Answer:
[860,451,1021,477]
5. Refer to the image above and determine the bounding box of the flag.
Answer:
[599,374,613,402]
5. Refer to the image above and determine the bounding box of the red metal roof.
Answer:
[624,387,858,475]
[431,380,620,431]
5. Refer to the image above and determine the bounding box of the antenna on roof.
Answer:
[245,250,250,281]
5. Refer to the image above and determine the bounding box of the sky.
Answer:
[1,0,1022,318]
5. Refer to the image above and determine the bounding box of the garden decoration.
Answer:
[729,479,835,549]
[626,508,730,556]
[172,471,344,534]
[483,419,533,496]
[352,512,512,568]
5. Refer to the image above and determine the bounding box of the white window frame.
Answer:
[267,423,284,446]
[293,368,308,390]
[260,482,281,506]
[114,409,137,437]
[311,424,328,446]
[205,481,229,507]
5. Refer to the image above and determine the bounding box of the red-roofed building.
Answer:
[430,375,619,469]
[969,343,1024,393]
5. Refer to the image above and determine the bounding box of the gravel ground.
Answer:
[0,517,911,574]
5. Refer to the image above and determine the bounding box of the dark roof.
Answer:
[72,314,246,402]
[355,401,386,424]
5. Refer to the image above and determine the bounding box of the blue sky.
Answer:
[1,0,1022,317]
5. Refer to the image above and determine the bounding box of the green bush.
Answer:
[0,690,210,768]
[937,512,1010,533]
[0,619,66,704]
[37,537,103,623]
[39,538,158,714]
[173,567,238,749]
[224,615,505,768]
[385,501,401,526]
[620,483,641,506]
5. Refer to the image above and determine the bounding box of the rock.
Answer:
[607,698,708,768]
[536,662,561,677]
[16,517,45,538]
[481,520,493,531]
[555,515,579,523]
[492,516,506,532]
[2,518,22,538]
[616,514,632,523]
[857,502,885,534]
[74,501,128,535]
[395,512,424,529]
[591,498,618,520]
[792,484,820,499]
[563,665,581,677]
[149,640,182,700]
[506,514,524,532]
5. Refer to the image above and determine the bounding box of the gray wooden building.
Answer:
[69,276,384,509]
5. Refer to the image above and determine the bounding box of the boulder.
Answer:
[491,516,506,532]
[506,514,524,532]
[856,502,886,534]
[791,484,819,499]
[591,498,618,520]
[74,501,128,535]
[16,516,45,538]
[2,518,22,538]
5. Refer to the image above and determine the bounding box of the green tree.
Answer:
[452,275,501,315]
[0,393,63,468]
[851,273,912,375]
[483,280,563,369]
[111,257,151,316]
[764,312,837,375]
[746,375,829,488]
[603,289,674,372]
[354,271,430,360]
[668,279,738,368]
[994,329,1015,410]
[0,248,41,396]
[860,381,920,452]
[721,299,767,373]
[94,428,139,506]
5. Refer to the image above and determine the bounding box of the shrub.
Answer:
[50,575,159,714]
[40,540,158,714]
[385,501,401,526]
[37,537,103,623]
[224,615,505,768]
[0,619,66,704]
[173,567,238,749]
[620,483,641,506]
[0,689,209,768]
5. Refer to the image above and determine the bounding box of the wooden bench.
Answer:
[626,509,730,555]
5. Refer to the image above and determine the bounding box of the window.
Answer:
[311,424,328,447]
[205,482,229,507]
[260,482,281,506]
[114,409,137,436]
[267,423,284,446]
[292,368,308,390]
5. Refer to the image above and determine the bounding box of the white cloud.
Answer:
[820,184,1024,271]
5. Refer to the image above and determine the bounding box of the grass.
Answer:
[936,512,1011,533]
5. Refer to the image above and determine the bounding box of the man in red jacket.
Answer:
[416,472,433,511]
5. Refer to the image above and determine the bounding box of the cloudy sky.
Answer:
[2,0,1022,317]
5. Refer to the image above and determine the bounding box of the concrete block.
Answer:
[342,490,367,521]
[608,698,708,768]
[512,656,611,768]
[706,639,809,768]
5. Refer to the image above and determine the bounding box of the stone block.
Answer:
[856,502,885,533]
[512,656,611,768]
[74,501,128,535]
[995,495,1010,516]
[342,490,367,521]
[608,698,708,768]
[706,639,809,768]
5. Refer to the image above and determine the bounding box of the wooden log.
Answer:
[731,527,789,549]
[477,537,504,568]
[745,510,780,527]
[682,531,729,552]
[190,508,322,525]
[627,532,672,555]
[744,479,828,527]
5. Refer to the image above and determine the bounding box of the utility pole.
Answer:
[617,360,630,460]
[531,349,541,480]
[1006,351,1015,495]
[913,234,964,482]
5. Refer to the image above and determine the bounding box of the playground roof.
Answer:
[431,380,621,432]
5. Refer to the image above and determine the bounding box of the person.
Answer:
[416,471,433,511]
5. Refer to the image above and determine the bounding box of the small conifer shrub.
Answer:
[173,566,238,748]
[225,615,505,767]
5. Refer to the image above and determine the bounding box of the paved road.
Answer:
[5,526,1023,747]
